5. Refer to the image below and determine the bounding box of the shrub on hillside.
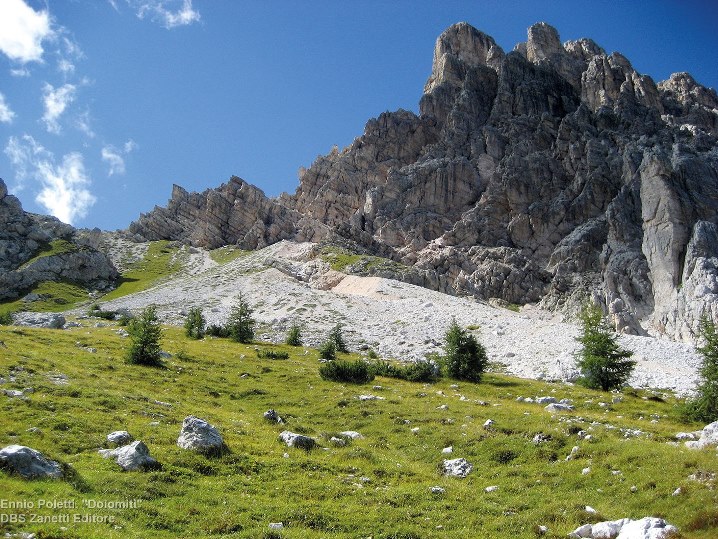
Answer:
[320,359,374,384]
[444,319,488,382]
[683,316,718,422]
[371,360,438,383]
[206,324,230,338]
[126,305,163,367]
[227,293,255,343]
[257,349,289,360]
[0,312,13,325]
[184,306,205,339]
[285,324,303,346]
[575,303,635,391]
[88,304,117,320]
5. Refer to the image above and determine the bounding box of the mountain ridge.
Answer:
[4,21,716,343]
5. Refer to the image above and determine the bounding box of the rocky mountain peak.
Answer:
[525,22,563,63]
[424,21,504,94]
[125,22,718,342]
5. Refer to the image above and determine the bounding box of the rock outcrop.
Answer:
[0,178,119,302]
[127,178,330,250]
[126,22,718,341]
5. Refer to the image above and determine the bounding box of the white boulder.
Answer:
[0,445,63,479]
[685,420,718,449]
[177,416,224,453]
[568,517,678,539]
[107,431,133,446]
[99,441,158,471]
[442,457,473,478]
[279,430,316,450]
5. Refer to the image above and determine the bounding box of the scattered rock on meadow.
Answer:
[684,420,718,449]
[536,396,557,404]
[442,457,473,478]
[568,517,678,539]
[357,394,385,401]
[12,312,66,329]
[279,430,316,450]
[430,486,445,494]
[0,445,63,479]
[107,431,133,446]
[263,409,284,423]
[177,416,225,454]
[532,433,551,444]
[99,441,158,471]
[545,403,575,413]
[330,436,346,447]
[339,431,363,440]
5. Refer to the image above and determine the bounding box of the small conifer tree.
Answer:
[126,305,163,366]
[318,340,337,361]
[444,319,488,382]
[575,303,635,391]
[285,324,303,346]
[184,306,205,339]
[684,316,718,422]
[328,324,348,353]
[227,293,255,343]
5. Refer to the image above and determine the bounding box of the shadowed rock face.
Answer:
[126,22,718,341]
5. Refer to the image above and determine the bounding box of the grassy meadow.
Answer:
[0,322,717,538]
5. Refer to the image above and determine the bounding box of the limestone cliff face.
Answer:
[127,177,328,250]
[0,178,118,301]
[127,22,718,340]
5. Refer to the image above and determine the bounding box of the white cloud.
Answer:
[101,146,125,176]
[102,139,137,176]
[0,93,16,123]
[42,83,76,133]
[57,58,75,75]
[10,67,31,77]
[75,110,95,138]
[133,0,200,29]
[4,135,96,224]
[0,0,53,63]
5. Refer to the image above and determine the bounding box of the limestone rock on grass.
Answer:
[99,440,158,471]
[177,416,225,454]
[684,420,718,449]
[442,457,473,478]
[107,430,133,446]
[279,430,316,450]
[339,430,363,440]
[263,409,284,423]
[545,403,575,413]
[568,516,678,539]
[0,445,63,479]
[12,312,66,329]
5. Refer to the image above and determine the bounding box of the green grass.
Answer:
[101,241,182,301]
[0,281,90,317]
[209,246,250,265]
[18,240,78,270]
[320,246,408,274]
[0,324,716,538]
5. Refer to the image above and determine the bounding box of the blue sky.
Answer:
[1,0,716,230]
